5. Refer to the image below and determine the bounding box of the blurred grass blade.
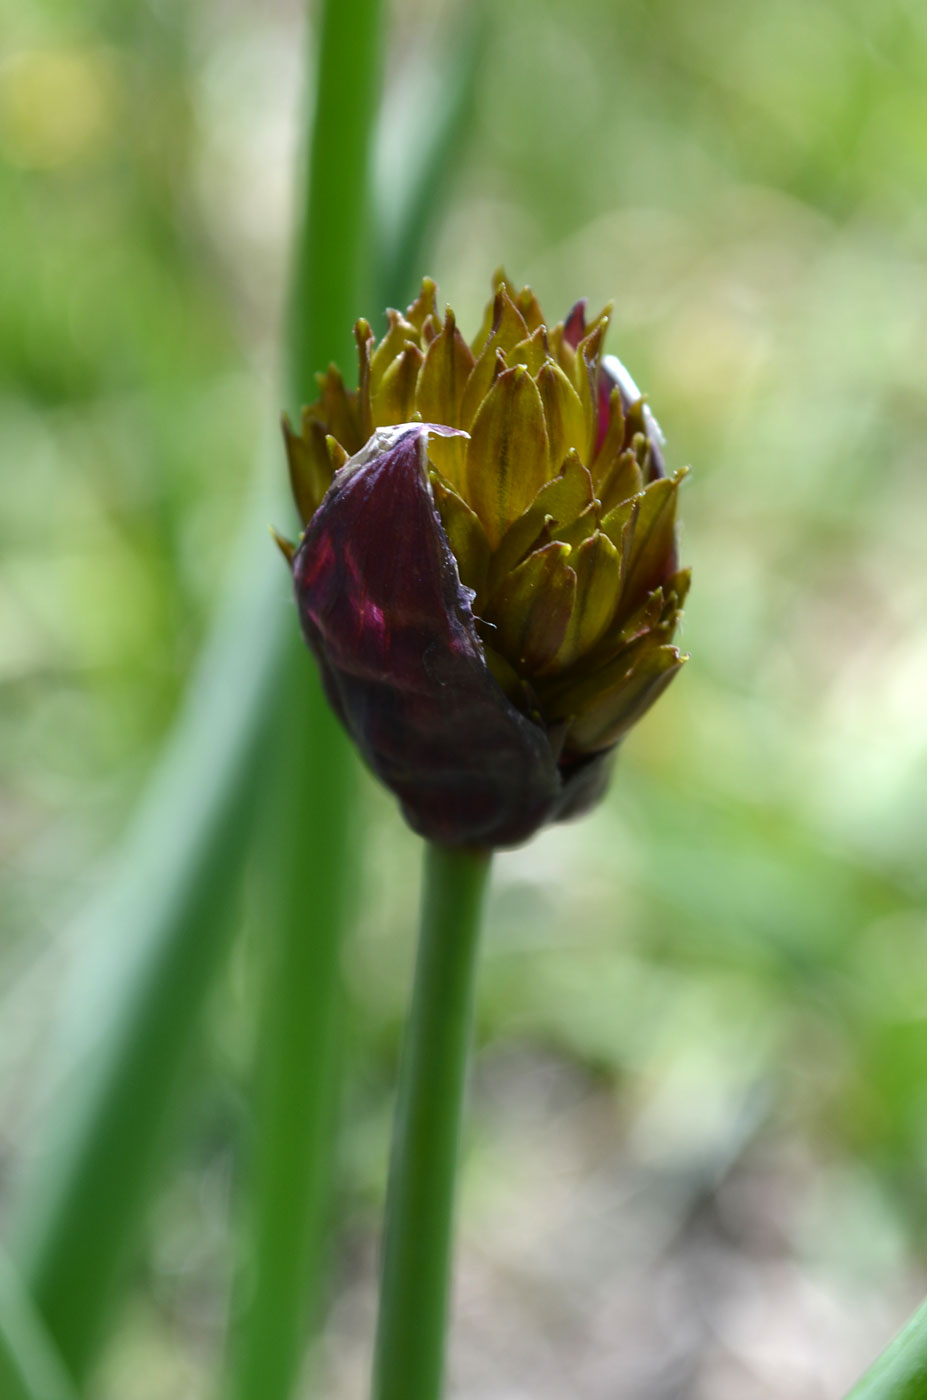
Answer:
[12,0,481,1388]
[847,1300,927,1399]
[287,2,385,402]
[12,449,292,1384]
[0,1246,81,1399]
[375,0,489,305]
[223,1,384,1398]
[225,633,357,1400]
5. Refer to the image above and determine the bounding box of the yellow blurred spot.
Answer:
[0,46,120,170]
[661,294,769,406]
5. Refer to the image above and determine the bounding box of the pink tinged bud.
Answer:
[562,299,588,350]
[563,304,666,479]
[292,424,600,849]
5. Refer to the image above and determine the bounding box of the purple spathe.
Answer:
[292,424,608,849]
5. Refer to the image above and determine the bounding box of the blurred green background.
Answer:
[2,0,926,1396]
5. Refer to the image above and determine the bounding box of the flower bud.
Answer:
[280,276,689,849]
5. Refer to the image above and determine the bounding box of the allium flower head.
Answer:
[279,275,690,849]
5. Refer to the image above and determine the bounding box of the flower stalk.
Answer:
[282,276,690,1395]
[371,843,491,1400]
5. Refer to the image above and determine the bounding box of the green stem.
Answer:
[846,1300,927,1399]
[371,843,492,1400]
[224,2,384,1397]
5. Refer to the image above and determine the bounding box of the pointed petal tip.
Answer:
[270,526,296,564]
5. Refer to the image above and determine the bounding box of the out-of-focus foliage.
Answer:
[1,0,925,1396]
